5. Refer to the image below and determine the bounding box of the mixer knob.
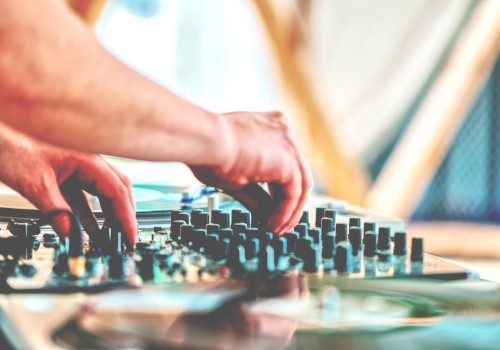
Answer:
[323,209,336,223]
[206,223,220,235]
[363,232,377,258]
[212,210,230,228]
[270,237,287,258]
[348,217,361,228]
[169,220,186,241]
[410,237,424,263]
[315,207,326,227]
[296,237,313,259]
[377,227,391,255]
[109,253,125,280]
[191,229,207,251]
[363,222,376,243]
[171,210,183,222]
[321,217,334,236]
[227,244,246,274]
[180,224,195,245]
[348,227,362,255]
[335,223,348,243]
[303,245,321,273]
[176,212,191,225]
[231,209,242,226]
[245,238,259,259]
[335,241,353,274]
[294,223,308,238]
[19,264,37,278]
[138,249,156,282]
[135,241,151,252]
[232,223,248,235]
[322,232,336,260]
[308,228,321,246]
[191,210,209,229]
[393,232,407,256]
[218,228,234,241]
[238,211,252,227]
[283,232,298,255]
[258,245,275,275]
[299,211,310,226]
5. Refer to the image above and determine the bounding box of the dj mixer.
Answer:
[0,188,491,350]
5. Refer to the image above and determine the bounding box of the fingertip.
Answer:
[50,212,72,238]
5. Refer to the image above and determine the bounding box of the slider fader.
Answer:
[0,197,477,293]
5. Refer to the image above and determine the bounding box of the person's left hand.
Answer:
[0,125,137,245]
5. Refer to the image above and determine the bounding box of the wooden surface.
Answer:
[367,0,500,218]
[253,0,369,205]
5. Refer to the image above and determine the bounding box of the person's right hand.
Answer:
[189,111,313,235]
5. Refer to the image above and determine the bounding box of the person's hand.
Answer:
[190,111,313,234]
[0,126,137,245]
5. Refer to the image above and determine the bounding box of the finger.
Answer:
[103,160,136,213]
[225,184,276,227]
[279,148,313,233]
[72,159,138,246]
[60,180,100,240]
[20,176,73,237]
[267,161,302,234]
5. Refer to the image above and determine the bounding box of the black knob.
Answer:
[410,237,424,262]
[109,253,125,279]
[212,211,230,228]
[294,223,308,238]
[324,209,336,223]
[258,232,273,248]
[245,227,260,240]
[231,209,242,226]
[192,210,209,229]
[335,223,348,243]
[377,227,391,251]
[321,217,334,236]
[206,223,220,235]
[299,211,310,226]
[322,232,336,259]
[308,228,321,246]
[190,229,207,250]
[363,232,377,258]
[315,207,326,227]
[218,228,234,241]
[176,212,191,225]
[348,227,362,255]
[283,232,298,254]
[139,250,156,281]
[227,243,246,273]
[233,223,248,235]
[303,245,321,273]
[335,241,353,274]
[43,232,58,243]
[205,234,219,257]
[245,238,259,259]
[170,210,183,222]
[180,224,194,245]
[363,222,376,243]
[296,237,313,259]
[169,220,186,241]
[270,237,287,258]
[349,217,361,228]
[393,232,407,256]
[258,245,275,275]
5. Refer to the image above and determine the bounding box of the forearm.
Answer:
[0,0,227,165]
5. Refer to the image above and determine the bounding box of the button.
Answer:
[349,217,361,228]
[303,245,321,273]
[299,211,310,226]
[169,220,186,241]
[410,237,424,262]
[315,207,326,227]
[363,232,377,258]
[335,223,348,243]
[335,241,353,274]
[377,227,391,252]
[321,217,334,236]
[322,232,336,259]
[348,227,362,255]
[308,228,321,246]
[294,223,308,238]
[232,223,248,235]
[393,231,407,256]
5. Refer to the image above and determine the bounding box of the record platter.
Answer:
[0,178,494,350]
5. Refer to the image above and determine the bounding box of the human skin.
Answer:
[0,0,312,238]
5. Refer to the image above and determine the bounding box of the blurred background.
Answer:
[68,0,500,276]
